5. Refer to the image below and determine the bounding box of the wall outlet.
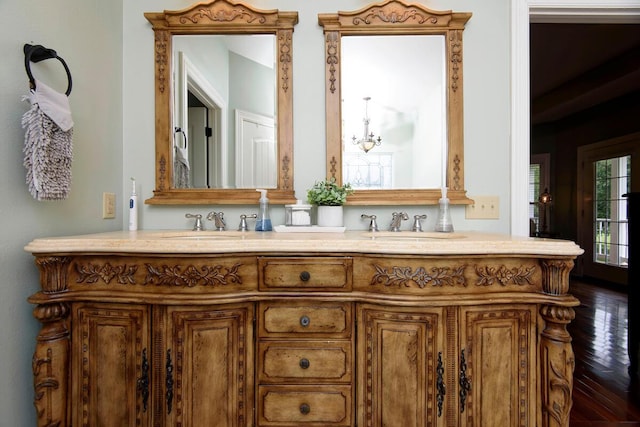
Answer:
[102,192,116,219]
[465,196,500,219]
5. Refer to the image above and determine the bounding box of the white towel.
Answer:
[22,79,74,200]
[174,145,191,188]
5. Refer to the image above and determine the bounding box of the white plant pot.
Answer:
[316,205,344,227]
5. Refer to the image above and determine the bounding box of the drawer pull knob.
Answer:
[299,358,310,369]
[300,403,311,415]
[300,315,310,327]
[299,271,311,281]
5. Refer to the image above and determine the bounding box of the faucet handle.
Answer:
[238,214,257,231]
[361,214,379,232]
[185,213,204,231]
[412,214,427,232]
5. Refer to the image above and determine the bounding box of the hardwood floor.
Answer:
[569,278,640,426]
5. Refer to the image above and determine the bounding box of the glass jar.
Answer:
[284,201,313,226]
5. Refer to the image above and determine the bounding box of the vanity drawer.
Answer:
[258,341,352,383]
[258,385,352,426]
[258,302,352,338]
[258,257,352,291]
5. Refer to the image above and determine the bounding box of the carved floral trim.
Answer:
[474,265,536,286]
[279,31,292,93]
[353,6,439,25]
[145,263,242,287]
[178,5,266,25]
[155,31,169,94]
[370,263,538,289]
[326,32,339,94]
[371,264,466,288]
[76,262,138,285]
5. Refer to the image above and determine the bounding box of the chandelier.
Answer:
[352,97,382,153]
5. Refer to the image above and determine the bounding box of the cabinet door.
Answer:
[166,304,255,427]
[71,302,151,427]
[357,305,446,427]
[458,305,538,427]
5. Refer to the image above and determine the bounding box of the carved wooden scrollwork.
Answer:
[371,264,466,288]
[145,263,242,287]
[76,262,138,285]
[74,261,245,288]
[474,264,536,286]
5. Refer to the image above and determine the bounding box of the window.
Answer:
[529,153,550,236]
[593,156,630,268]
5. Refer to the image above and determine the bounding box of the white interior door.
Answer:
[235,110,275,188]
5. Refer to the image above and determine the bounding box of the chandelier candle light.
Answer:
[352,97,382,153]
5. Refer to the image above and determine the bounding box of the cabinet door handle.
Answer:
[299,271,311,281]
[136,348,150,413]
[299,358,310,369]
[300,403,311,415]
[300,315,310,327]
[436,351,445,417]
[459,349,471,413]
[166,349,174,414]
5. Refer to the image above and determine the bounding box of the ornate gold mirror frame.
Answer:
[318,0,472,205]
[145,0,298,205]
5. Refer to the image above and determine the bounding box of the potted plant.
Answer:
[307,178,354,227]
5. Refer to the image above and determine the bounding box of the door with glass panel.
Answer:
[578,134,640,284]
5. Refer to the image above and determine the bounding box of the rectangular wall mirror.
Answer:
[319,0,472,205]
[145,0,298,205]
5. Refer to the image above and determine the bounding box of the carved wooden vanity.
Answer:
[26,231,582,427]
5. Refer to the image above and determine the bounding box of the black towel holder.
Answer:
[23,43,72,96]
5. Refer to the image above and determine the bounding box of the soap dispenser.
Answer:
[435,187,454,232]
[255,189,272,231]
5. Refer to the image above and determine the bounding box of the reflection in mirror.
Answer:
[173,35,277,190]
[341,35,445,189]
[145,0,298,205]
[319,0,472,205]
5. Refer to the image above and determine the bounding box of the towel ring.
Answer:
[24,43,73,96]
[174,127,188,150]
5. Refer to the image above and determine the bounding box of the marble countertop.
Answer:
[24,229,584,257]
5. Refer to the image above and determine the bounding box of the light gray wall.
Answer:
[0,1,123,425]
[0,0,510,424]
[125,0,511,233]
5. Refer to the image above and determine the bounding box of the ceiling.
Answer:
[530,23,640,125]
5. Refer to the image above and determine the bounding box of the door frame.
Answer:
[510,0,640,236]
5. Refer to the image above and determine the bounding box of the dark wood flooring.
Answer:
[569,278,640,426]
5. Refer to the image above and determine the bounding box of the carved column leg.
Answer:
[32,302,70,427]
[539,259,576,427]
[31,256,71,427]
[540,306,575,427]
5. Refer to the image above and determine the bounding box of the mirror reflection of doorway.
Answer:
[188,93,210,188]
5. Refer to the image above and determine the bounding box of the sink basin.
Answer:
[159,231,249,240]
[364,231,466,240]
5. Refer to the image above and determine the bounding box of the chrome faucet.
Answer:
[206,211,226,231]
[389,212,409,232]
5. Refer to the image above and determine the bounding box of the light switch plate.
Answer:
[103,192,116,219]
[465,196,499,219]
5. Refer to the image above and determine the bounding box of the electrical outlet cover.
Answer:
[103,192,116,219]
[465,196,499,219]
